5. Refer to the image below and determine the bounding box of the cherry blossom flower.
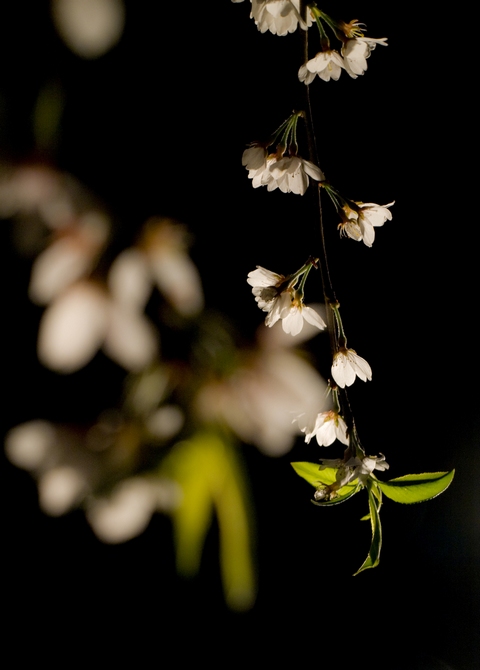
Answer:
[342,36,388,78]
[299,50,345,84]
[356,202,394,246]
[37,279,159,373]
[243,150,324,195]
[247,266,325,336]
[249,0,313,36]
[331,348,372,388]
[297,410,349,447]
[345,453,390,484]
[195,346,328,456]
[338,201,393,247]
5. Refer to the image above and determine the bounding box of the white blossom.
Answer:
[243,151,324,195]
[195,346,328,456]
[86,476,180,544]
[250,0,313,36]
[297,410,349,447]
[339,201,393,247]
[247,267,325,336]
[342,36,388,78]
[37,280,159,373]
[299,50,345,84]
[331,348,372,388]
[345,453,390,484]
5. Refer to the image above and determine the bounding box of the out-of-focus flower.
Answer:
[299,50,345,84]
[342,36,388,78]
[195,342,328,456]
[29,211,110,304]
[249,0,313,36]
[243,151,324,195]
[38,465,89,516]
[5,420,57,470]
[296,410,349,446]
[331,348,372,388]
[51,0,125,59]
[140,218,204,317]
[5,412,182,528]
[37,279,159,373]
[86,476,180,544]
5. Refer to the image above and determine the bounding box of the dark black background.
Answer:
[2,2,478,667]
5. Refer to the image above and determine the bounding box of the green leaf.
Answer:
[162,433,256,611]
[377,470,455,504]
[354,482,382,575]
[291,461,335,486]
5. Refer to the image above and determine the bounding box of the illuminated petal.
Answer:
[51,0,125,59]
[104,304,159,371]
[37,282,108,373]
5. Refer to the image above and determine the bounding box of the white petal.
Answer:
[349,351,372,381]
[302,306,326,330]
[37,281,109,373]
[302,160,324,182]
[247,266,281,288]
[38,465,87,516]
[29,238,93,305]
[86,477,157,544]
[149,249,204,316]
[108,248,152,310]
[104,304,159,371]
[5,420,55,470]
[282,308,304,336]
[51,0,125,59]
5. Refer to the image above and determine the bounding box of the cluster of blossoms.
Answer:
[299,36,388,84]
[247,263,325,336]
[242,110,324,195]
[243,146,324,195]
[314,453,389,501]
[232,0,312,36]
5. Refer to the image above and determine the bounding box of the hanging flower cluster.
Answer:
[247,259,326,336]
[243,112,324,195]
[232,0,313,36]
[298,8,388,84]
[234,0,454,579]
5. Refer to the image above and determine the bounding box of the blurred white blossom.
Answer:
[51,0,125,59]
[86,476,180,544]
[37,279,159,373]
[29,211,109,304]
[195,337,328,456]
[141,219,204,317]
